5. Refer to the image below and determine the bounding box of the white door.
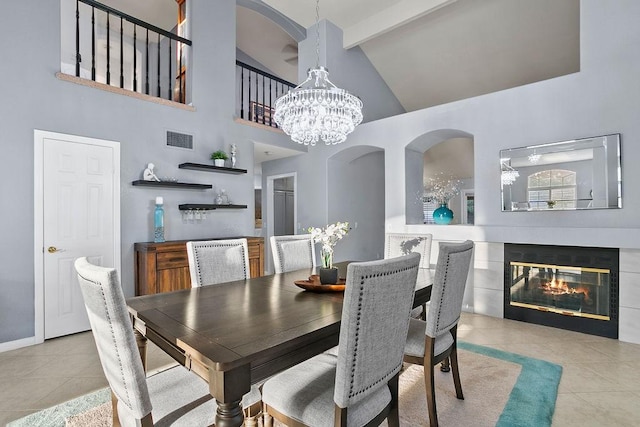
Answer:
[37,132,119,339]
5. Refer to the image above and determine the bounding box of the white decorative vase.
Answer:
[214,159,225,167]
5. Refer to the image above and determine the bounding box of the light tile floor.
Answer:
[2,312,640,426]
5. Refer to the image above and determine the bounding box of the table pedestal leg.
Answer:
[215,400,244,427]
[210,365,251,427]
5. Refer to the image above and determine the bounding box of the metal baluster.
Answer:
[106,11,110,85]
[120,17,124,88]
[75,0,80,77]
[254,71,259,123]
[157,33,160,97]
[269,77,272,126]
[91,6,95,80]
[145,29,149,95]
[133,25,137,92]
[168,39,172,100]
[248,70,252,121]
[261,74,265,125]
[240,66,245,119]
[178,42,183,103]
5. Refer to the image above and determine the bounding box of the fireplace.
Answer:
[504,244,618,338]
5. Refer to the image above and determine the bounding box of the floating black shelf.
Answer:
[132,180,212,189]
[179,204,248,211]
[178,162,248,174]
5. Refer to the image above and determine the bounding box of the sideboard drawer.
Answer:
[157,251,188,269]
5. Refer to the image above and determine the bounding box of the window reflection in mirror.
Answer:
[500,134,621,211]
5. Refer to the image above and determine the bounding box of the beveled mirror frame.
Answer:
[500,134,621,211]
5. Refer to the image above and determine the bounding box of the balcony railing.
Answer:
[64,0,192,103]
[236,61,295,128]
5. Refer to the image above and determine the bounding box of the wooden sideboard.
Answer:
[134,236,264,295]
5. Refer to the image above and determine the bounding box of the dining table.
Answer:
[126,261,433,427]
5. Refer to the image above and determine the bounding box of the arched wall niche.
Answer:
[328,145,386,262]
[405,129,475,225]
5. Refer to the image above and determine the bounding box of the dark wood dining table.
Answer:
[126,261,432,427]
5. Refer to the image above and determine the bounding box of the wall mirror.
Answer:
[500,134,621,211]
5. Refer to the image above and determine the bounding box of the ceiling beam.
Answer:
[343,0,457,49]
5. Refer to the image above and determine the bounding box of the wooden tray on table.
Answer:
[294,274,346,292]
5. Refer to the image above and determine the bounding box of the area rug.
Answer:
[7,342,562,427]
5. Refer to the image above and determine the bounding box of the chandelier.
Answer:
[501,159,520,186]
[528,151,541,164]
[273,0,363,146]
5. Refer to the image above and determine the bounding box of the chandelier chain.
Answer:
[272,0,363,146]
[315,0,320,69]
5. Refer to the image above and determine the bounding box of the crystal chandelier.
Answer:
[501,159,520,186]
[528,152,541,164]
[273,0,363,146]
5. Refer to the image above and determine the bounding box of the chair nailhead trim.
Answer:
[346,264,418,400]
[80,273,134,410]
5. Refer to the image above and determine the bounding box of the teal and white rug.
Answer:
[8,343,562,427]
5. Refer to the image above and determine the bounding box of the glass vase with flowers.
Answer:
[308,221,349,284]
[424,173,462,224]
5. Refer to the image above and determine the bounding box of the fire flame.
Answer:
[540,279,591,303]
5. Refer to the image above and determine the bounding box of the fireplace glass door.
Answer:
[509,262,610,320]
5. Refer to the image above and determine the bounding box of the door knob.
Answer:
[47,246,59,253]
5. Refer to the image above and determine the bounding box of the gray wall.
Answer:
[4,0,640,346]
[0,0,295,344]
[262,0,640,254]
[328,150,385,263]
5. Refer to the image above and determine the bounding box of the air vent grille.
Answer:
[166,131,193,149]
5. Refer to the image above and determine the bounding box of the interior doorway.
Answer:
[273,176,295,236]
[266,173,297,273]
[34,130,121,342]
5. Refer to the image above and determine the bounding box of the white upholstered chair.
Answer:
[186,238,250,287]
[270,234,316,274]
[403,240,474,427]
[385,233,433,319]
[73,257,261,426]
[262,253,421,427]
[384,233,433,269]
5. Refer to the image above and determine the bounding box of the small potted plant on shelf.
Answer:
[211,150,228,167]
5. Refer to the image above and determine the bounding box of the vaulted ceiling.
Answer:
[103,0,580,171]
[106,0,580,114]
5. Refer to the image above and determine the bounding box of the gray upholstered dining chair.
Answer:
[403,240,474,427]
[73,257,262,426]
[270,234,316,274]
[385,233,433,319]
[186,238,250,287]
[385,232,433,269]
[261,253,421,427]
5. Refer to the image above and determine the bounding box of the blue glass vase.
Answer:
[433,203,453,225]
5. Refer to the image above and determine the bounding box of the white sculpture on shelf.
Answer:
[230,144,237,168]
[143,163,160,181]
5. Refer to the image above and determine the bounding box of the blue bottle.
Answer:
[154,196,165,243]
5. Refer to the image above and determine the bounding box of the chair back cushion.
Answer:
[74,257,152,420]
[385,233,433,269]
[334,253,420,408]
[270,234,316,273]
[186,238,250,287]
[426,240,474,338]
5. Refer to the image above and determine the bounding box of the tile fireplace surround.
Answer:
[400,227,640,345]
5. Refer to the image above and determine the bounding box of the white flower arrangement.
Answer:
[424,173,462,205]
[308,221,349,269]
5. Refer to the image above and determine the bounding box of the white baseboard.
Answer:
[0,336,36,353]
